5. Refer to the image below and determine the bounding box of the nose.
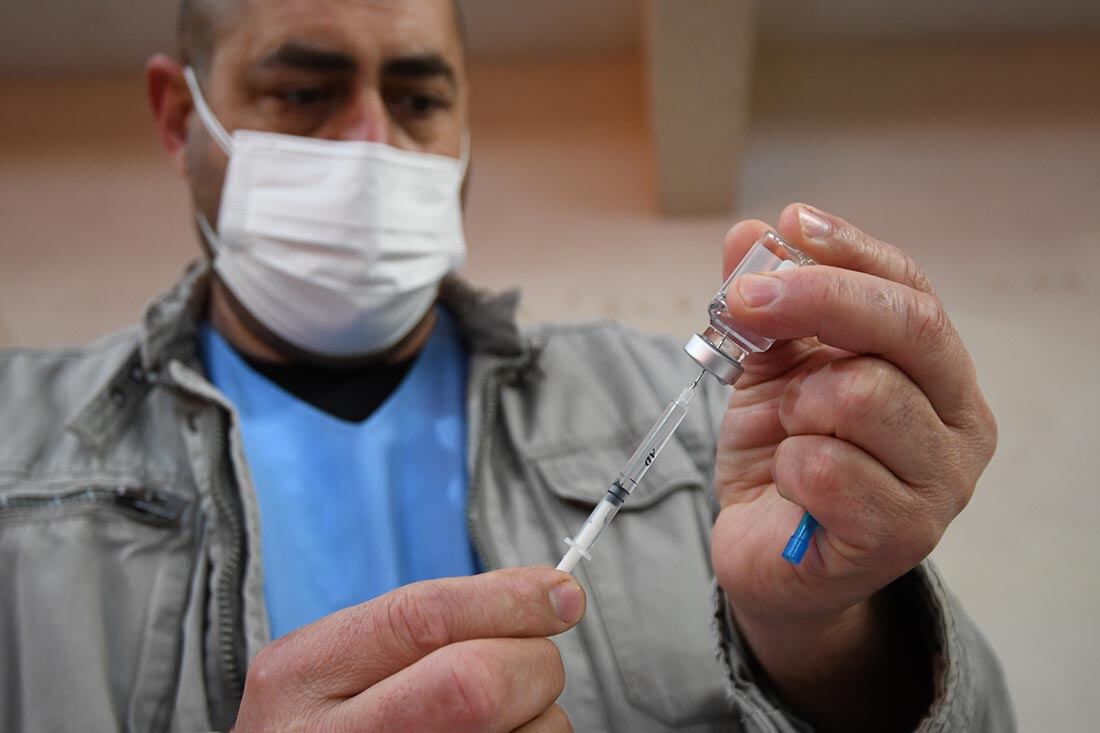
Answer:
[330,89,390,143]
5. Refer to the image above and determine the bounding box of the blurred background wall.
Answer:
[1,1,1098,729]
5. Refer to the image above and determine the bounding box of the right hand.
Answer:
[233,567,586,732]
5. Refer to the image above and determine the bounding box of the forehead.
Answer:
[216,0,461,71]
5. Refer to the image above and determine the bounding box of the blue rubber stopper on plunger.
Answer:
[782,512,819,565]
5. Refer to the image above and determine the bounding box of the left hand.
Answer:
[709,204,997,725]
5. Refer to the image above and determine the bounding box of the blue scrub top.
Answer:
[200,308,478,638]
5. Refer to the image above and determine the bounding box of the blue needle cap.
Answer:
[782,512,819,565]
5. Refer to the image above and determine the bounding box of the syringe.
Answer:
[556,370,704,574]
[556,230,821,576]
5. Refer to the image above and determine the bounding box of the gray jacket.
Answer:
[0,265,1013,732]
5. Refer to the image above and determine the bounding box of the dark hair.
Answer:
[178,0,464,76]
[177,0,231,75]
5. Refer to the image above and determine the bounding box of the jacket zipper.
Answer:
[165,361,249,726]
[206,410,247,711]
[0,486,186,526]
[466,354,533,571]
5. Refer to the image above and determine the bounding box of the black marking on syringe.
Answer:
[606,480,630,506]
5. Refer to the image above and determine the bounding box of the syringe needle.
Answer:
[690,367,705,390]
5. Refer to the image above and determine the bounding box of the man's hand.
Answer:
[234,568,585,732]
[710,204,997,730]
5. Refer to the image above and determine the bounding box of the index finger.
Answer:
[269,567,585,699]
[725,264,981,430]
[779,203,939,296]
[723,204,937,297]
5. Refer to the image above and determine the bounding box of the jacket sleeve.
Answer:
[906,562,1016,732]
[710,563,1016,732]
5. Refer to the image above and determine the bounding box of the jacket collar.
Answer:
[140,261,530,368]
[140,260,211,374]
[69,261,531,450]
[437,275,526,358]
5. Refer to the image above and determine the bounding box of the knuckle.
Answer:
[435,646,502,727]
[819,268,850,313]
[955,478,978,516]
[914,442,973,520]
[772,439,803,491]
[385,584,454,657]
[539,638,566,697]
[946,447,981,517]
[546,704,574,733]
[803,442,842,496]
[778,438,841,501]
[777,368,812,425]
[909,293,953,352]
[975,400,999,465]
[899,250,936,295]
[244,642,284,700]
[836,359,893,423]
[981,427,998,468]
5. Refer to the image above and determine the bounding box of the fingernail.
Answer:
[798,206,831,242]
[549,579,584,624]
[736,273,783,307]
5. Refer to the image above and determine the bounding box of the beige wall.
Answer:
[2,39,1099,730]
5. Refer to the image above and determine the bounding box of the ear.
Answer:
[146,54,191,176]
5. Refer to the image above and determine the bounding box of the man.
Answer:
[0,0,1012,731]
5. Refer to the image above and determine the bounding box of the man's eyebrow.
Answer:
[383,54,457,88]
[258,43,358,72]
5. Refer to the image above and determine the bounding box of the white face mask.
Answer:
[183,66,468,358]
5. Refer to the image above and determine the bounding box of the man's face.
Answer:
[185,0,467,226]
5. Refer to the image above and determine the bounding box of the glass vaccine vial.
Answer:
[684,230,814,384]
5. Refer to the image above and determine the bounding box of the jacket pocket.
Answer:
[533,436,734,728]
[0,481,195,733]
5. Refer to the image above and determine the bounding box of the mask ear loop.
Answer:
[459,130,471,180]
[195,210,225,255]
[183,66,235,156]
[183,67,234,261]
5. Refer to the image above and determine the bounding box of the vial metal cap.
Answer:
[684,333,744,385]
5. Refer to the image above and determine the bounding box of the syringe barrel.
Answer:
[574,499,620,551]
[617,389,694,492]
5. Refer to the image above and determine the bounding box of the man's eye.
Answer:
[389,92,448,119]
[278,88,333,106]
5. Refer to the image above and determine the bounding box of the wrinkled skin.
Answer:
[233,568,584,733]
[711,204,997,730]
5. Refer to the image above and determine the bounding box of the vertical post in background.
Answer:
[0,305,10,348]
[644,0,757,215]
